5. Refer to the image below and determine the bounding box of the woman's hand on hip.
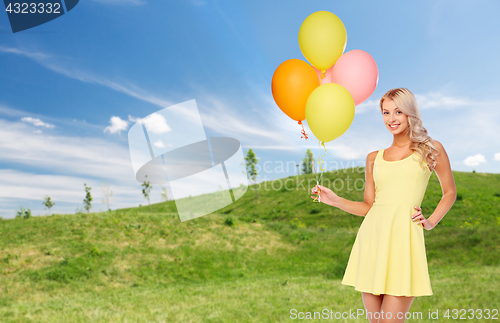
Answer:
[411,206,435,230]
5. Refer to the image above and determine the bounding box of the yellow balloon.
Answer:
[298,11,347,70]
[305,83,355,142]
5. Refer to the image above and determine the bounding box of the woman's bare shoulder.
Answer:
[432,139,444,149]
[430,139,446,157]
[367,150,379,161]
[365,150,379,176]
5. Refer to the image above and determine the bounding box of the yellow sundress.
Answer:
[341,148,433,296]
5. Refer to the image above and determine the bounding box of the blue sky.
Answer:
[0,0,499,218]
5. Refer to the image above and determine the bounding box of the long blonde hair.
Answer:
[379,88,440,172]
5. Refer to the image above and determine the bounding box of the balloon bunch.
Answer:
[271,11,379,199]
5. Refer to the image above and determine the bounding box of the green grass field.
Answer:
[1,167,499,322]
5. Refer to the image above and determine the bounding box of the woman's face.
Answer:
[382,99,409,134]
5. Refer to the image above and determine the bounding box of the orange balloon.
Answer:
[271,59,320,121]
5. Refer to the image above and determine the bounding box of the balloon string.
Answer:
[321,69,326,79]
[319,141,326,172]
[311,141,328,203]
[298,120,308,139]
[310,150,320,203]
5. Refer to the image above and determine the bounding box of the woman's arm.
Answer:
[312,151,377,217]
[414,140,457,229]
[334,151,377,216]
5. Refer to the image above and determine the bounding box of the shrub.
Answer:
[89,246,102,257]
[16,207,31,219]
[318,224,328,231]
[239,215,256,223]
[224,216,234,227]
[290,217,306,229]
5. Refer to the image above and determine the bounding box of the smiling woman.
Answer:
[311,88,457,323]
[380,88,440,172]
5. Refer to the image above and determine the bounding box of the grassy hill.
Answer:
[0,167,499,322]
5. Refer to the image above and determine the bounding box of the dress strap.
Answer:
[376,149,384,161]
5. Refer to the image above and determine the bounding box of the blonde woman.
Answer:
[311,88,456,323]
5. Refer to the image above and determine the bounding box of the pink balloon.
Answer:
[331,49,379,106]
[312,65,334,85]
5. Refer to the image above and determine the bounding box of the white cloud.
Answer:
[463,154,487,167]
[21,117,55,128]
[128,113,171,134]
[0,118,161,217]
[2,104,105,136]
[153,140,165,148]
[0,170,104,201]
[0,169,150,217]
[494,153,500,161]
[415,92,472,109]
[0,104,30,117]
[423,98,500,156]
[0,119,132,179]
[0,46,50,60]
[197,95,289,144]
[355,99,379,114]
[104,116,129,134]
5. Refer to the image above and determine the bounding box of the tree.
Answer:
[101,181,113,211]
[83,183,93,214]
[244,148,259,199]
[42,195,55,215]
[160,186,169,202]
[301,149,315,174]
[142,174,152,210]
[16,207,31,219]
